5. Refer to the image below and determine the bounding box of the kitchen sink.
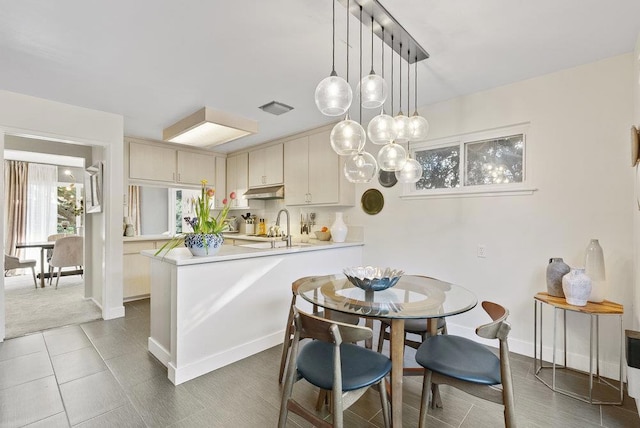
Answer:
[239,241,312,250]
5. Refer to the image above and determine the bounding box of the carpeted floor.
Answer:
[4,273,102,338]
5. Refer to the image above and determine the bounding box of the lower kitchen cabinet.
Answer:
[123,238,170,300]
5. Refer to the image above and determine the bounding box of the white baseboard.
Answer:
[103,304,125,320]
[148,337,171,367]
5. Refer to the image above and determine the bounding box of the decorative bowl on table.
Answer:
[343,266,404,292]
[314,230,332,241]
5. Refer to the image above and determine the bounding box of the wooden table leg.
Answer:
[390,319,405,427]
[39,247,46,288]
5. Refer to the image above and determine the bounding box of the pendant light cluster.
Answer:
[314,0,430,184]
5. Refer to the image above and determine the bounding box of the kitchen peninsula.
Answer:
[142,241,363,385]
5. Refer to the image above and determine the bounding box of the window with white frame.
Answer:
[404,124,534,198]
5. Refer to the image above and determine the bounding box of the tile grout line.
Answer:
[41,331,73,428]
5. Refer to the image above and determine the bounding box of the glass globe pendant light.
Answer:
[393,44,411,143]
[377,141,407,171]
[367,28,397,145]
[330,0,366,156]
[409,55,429,141]
[315,0,352,116]
[395,141,423,183]
[358,16,387,109]
[344,151,378,183]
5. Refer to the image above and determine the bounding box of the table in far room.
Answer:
[15,241,54,288]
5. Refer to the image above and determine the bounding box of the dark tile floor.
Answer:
[0,298,638,427]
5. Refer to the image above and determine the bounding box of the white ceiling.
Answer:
[1,0,639,153]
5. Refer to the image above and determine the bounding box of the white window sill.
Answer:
[400,186,538,200]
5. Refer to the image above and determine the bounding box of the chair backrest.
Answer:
[5,254,20,270]
[294,307,371,345]
[50,236,83,267]
[47,233,67,242]
[476,301,510,341]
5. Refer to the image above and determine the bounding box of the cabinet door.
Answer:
[308,130,339,204]
[248,149,264,187]
[215,156,226,208]
[284,137,309,205]
[129,142,176,182]
[264,144,283,185]
[123,241,153,299]
[227,153,250,208]
[177,151,215,185]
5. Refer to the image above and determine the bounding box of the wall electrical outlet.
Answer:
[477,245,487,258]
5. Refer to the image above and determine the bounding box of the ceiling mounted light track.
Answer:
[163,107,258,147]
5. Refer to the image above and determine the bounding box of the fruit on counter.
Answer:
[321,226,328,232]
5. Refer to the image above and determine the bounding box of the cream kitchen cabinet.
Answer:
[128,141,215,186]
[226,152,250,209]
[284,130,355,206]
[248,144,283,187]
[123,238,170,300]
[214,156,226,207]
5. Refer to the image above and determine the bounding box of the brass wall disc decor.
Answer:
[361,188,384,215]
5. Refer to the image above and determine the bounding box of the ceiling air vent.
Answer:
[259,101,294,116]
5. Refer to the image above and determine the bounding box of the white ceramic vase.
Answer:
[562,268,592,306]
[330,212,348,243]
[585,239,606,303]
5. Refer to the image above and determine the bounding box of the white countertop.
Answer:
[123,234,173,242]
[141,240,363,266]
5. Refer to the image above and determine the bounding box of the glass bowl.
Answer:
[343,266,404,292]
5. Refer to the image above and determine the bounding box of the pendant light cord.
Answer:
[370,16,375,74]
[345,0,349,84]
[399,43,403,115]
[390,35,394,116]
[359,5,363,124]
[414,55,418,115]
[407,49,410,115]
[331,0,336,74]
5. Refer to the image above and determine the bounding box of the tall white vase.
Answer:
[585,238,606,303]
[330,212,348,243]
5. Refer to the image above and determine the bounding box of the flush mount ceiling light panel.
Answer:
[163,107,258,147]
[259,101,294,116]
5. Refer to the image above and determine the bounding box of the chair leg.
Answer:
[55,268,62,289]
[30,267,37,289]
[431,383,443,408]
[378,378,391,428]
[418,370,433,428]
[278,296,296,384]
[377,323,386,353]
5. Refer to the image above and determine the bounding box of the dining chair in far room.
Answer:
[278,308,391,428]
[46,233,66,284]
[49,236,83,289]
[415,301,516,428]
[278,276,360,384]
[4,254,38,288]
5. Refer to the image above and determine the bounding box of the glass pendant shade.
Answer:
[367,111,397,145]
[344,151,378,183]
[394,113,411,143]
[377,142,407,171]
[330,118,366,155]
[409,113,429,141]
[315,74,353,116]
[395,157,423,183]
[358,73,387,109]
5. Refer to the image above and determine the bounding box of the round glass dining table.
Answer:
[297,274,477,427]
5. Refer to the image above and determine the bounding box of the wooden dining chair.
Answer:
[278,308,391,428]
[415,301,516,428]
[278,276,360,384]
[4,254,38,288]
[49,236,83,288]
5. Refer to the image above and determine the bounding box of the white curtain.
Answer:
[25,163,58,270]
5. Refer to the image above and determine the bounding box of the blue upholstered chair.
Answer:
[415,301,516,428]
[278,308,391,428]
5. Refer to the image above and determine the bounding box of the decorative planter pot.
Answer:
[585,239,606,303]
[330,212,348,243]
[562,268,592,306]
[184,233,224,256]
[546,258,570,297]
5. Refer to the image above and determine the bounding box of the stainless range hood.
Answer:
[243,185,285,200]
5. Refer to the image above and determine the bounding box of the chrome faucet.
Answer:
[275,208,292,247]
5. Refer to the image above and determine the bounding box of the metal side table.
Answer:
[534,292,624,405]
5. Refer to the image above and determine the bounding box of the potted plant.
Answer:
[156,180,236,256]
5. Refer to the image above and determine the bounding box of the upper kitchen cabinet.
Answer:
[214,156,226,207]
[284,129,355,206]
[248,143,283,187]
[128,140,216,186]
[226,152,250,209]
